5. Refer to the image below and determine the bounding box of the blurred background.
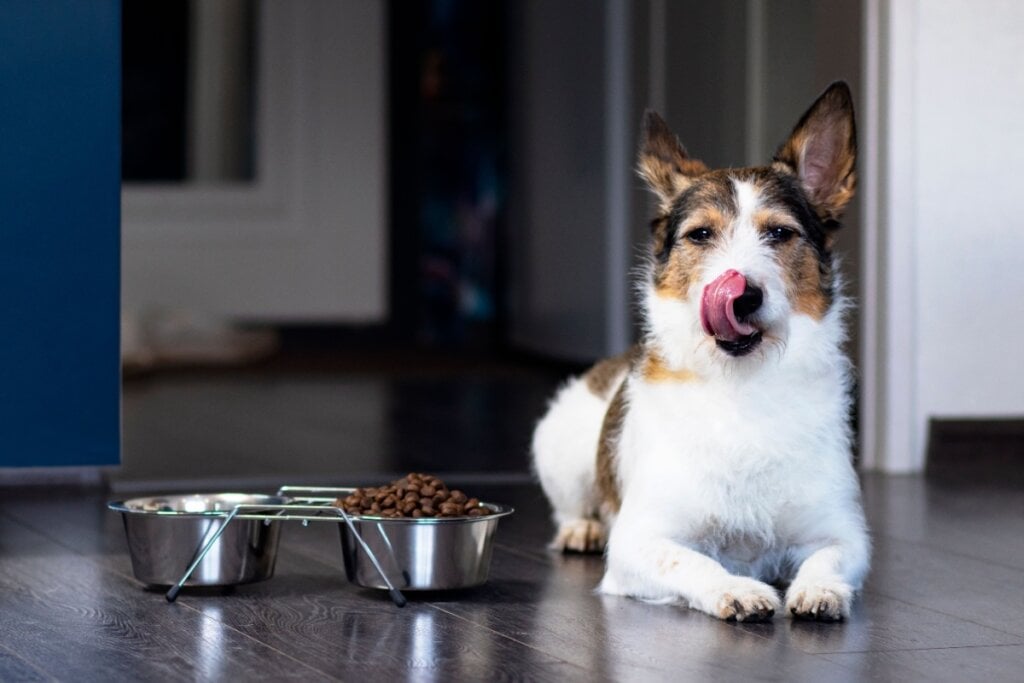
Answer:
[115,0,874,489]
[109,0,1024,485]
[121,0,863,362]
[4,0,1023,487]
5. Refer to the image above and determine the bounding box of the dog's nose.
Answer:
[732,284,763,321]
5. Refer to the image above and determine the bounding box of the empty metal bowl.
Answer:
[108,493,287,588]
[338,503,514,591]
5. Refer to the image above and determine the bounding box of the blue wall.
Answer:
[0,1,121,467]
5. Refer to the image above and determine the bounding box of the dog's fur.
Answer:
[532,82,870,622]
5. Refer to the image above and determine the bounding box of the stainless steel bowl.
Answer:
[338,503,514,591]
[108,493,287,587]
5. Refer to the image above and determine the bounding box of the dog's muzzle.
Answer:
[701,270,764,357]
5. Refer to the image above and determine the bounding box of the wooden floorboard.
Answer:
[822,644,1024,683]
[174,551,588,682]
[5,477,1024,681]
[6,479,1024,681]
[9,479,1024,679]
[1,490,590,682]
[0,644,52,683]
[862,473,1024,570]
[0,510,338,682]
[426,546,857,681]
[4,366,1024,681]
[861,534,1024,640]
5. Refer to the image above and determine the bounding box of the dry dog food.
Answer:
[335,473,490,519]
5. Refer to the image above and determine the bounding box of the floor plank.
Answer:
[0,511,338,682]
[176,551,588,681]
[5,363,1024,680]
[3,490,590,681]
[823,644,1024,683]
[862,473,1024,570]
[426,550,851,682]
[741,590,1020,655]
[863,533,1024,640]
[0,645,52,683]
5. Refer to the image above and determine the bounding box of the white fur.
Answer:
[532,178,870,621]
[532,374,623,550]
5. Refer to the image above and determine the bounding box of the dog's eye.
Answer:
[765,226,796,244]
[685,227,714,245]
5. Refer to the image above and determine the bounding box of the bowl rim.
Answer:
[107,494,513,522]
[107,492,290,517]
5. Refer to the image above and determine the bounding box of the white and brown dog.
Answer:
[532,82,870,622]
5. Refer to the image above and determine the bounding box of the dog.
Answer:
[531,82,870,622]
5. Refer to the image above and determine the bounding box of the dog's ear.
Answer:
[774,81,857,221]
[638,111,707,211]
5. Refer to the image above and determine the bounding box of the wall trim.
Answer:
[860,0,922,472]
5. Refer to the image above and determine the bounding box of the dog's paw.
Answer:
[550,519,606,553]
[785,581,852,622]
[708,578,780,622]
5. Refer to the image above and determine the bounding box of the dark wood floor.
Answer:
[2,361,1023,681]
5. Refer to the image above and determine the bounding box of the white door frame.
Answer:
[859,0,923,472]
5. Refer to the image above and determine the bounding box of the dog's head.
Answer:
[639,82,856,369]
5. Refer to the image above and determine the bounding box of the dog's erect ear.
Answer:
[638,111,707,211]
[774,82,857,221]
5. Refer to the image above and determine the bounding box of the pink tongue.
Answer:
[701,270,758,341]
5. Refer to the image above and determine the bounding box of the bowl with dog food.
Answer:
[330,473,514,591]
[108,493,288,588]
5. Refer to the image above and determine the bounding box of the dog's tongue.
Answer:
[701,270,758,341]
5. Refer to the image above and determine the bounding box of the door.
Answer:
[0,1,120,468]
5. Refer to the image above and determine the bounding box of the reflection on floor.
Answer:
[2,358,1022,680]
[2,475,1023,680]
[116,354,567,491]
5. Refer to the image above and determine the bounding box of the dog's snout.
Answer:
[733,284,763,321]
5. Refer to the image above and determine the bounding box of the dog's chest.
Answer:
[624,374,839,467]
[618,373,846,544]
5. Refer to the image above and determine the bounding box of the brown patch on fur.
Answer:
[748,196,831,318]
[652,201,732,298]
[640,351,699,383]
[684,205,728,233]
[584,347,638,399]
[596,382,627,515]
[753,207,800,233]
[656,554,681,575]
[654,248,702,300]
[780,241,832,319]
[638,157,708,211]
[638,111,709,211]
[649,215,672,260]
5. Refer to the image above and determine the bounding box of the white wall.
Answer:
[914,0,1024,419]
[866,0,1024,471]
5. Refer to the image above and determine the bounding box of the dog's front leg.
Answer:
[786,535,870,621]
[600,532,780,622]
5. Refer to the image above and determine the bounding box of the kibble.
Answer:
[335,473,491,519]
